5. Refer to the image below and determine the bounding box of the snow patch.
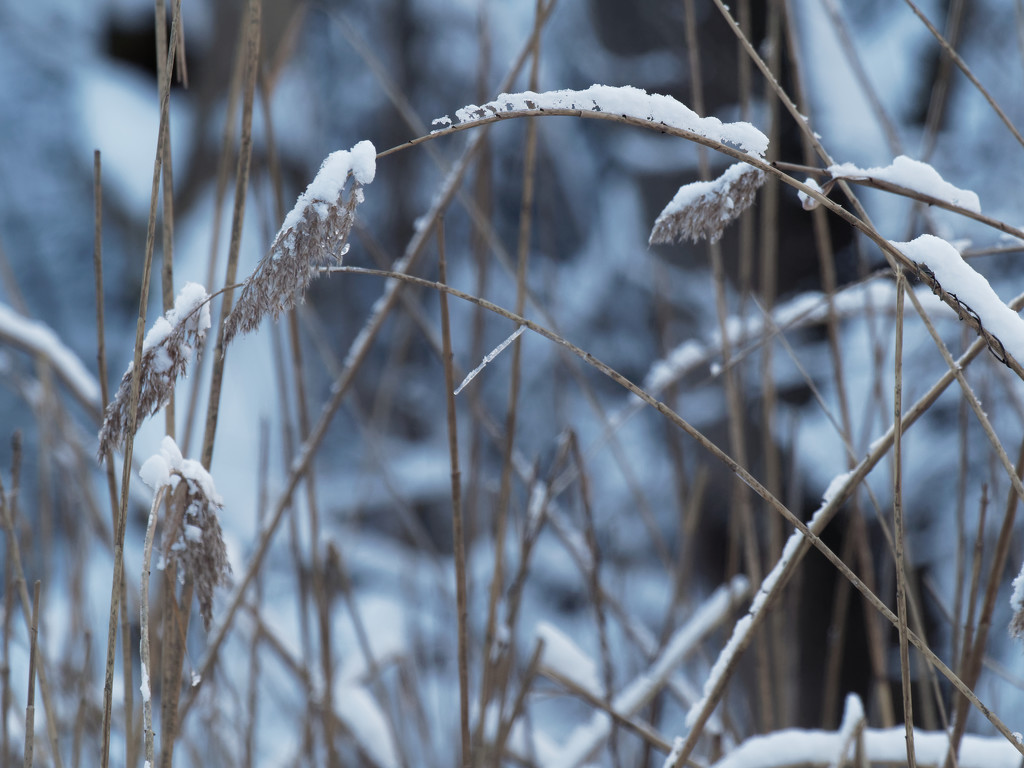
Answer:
[440,85,769,158]
[280,140,377,234]
[892,234,1024,363]
[830,155,980,213]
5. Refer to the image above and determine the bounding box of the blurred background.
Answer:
[3,0,1024,765]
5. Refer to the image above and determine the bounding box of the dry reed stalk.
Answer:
[902,0,1024,151]
[329,263,1024,763]
[478,4,543,752]
[23,580,39,768]
[893,270,917,767]
[92,149,137,766]
[176,110,486,732]
[437,218,471,767]
[160,6,258,763]
[199,0,261,469]
[1,447,62,768]
[140,485,166,767]
[100,3,181,754]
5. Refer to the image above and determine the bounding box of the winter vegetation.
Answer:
[4,1,1024,767]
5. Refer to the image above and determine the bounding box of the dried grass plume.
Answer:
[649,162,765,245]
[140,436,231,630]
[98,282,211,458]
[224,140,376,345]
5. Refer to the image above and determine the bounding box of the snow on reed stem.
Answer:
[139,483,166,768]
[892,235,1024,366]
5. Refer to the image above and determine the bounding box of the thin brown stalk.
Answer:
[492,639,545,762]
[947,441,1024,766]
[243,422,269,768]
[330,266,1024,763]
[902,0,1024,151]
[960,489,988,678]
[1,460,61,768]
[820,529,855,728]
[23,580,39,768]
[200,0,260,469]
[2,532,10,765]
[952,331,971,666]
[177,124,489,730]
[329,541,409,768]
[918,0,965,161]
[821,0,903,154]
[100,5,181,764]
[540,667,676,756]
[893,270,916,767]
[152,6,255,767]
[182,14,245,456]
[437,219,470,767]
[92,150,135,766]
[757,0,786,724]
[898,281,1024,767]
[570,431,621,768]
[683,0,767,729]
[478,1,543,750]
[141,485,166,768]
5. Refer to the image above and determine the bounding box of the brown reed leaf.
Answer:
[649,163,765,245]
[98,283,211,458]
[224,141,376,345]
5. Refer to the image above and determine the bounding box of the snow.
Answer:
[650,162,765,244]
[829,155,981,213]
[442,85,770,158]
[334,683,400,768]
[75,60,191,216]
[280,140,377,234]
[549,577,749,766]
[142,281,211,351]
[822,470,855,506]
[138,435,222,506]
[655,163,758,220]
[798,176,823,210]
[0,301,101,408]
[644,340,705,392]
[140,657,150,702]
[454,325,526,395]
[536,621,602,697]
[1011,560,1024,614]
[708,726,1023,768]
[641,279,952,398]
[891,234,1024,363]
[142,315,173,352]
[139,453,170,491]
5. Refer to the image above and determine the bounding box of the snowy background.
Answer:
[3,0,1024,766]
